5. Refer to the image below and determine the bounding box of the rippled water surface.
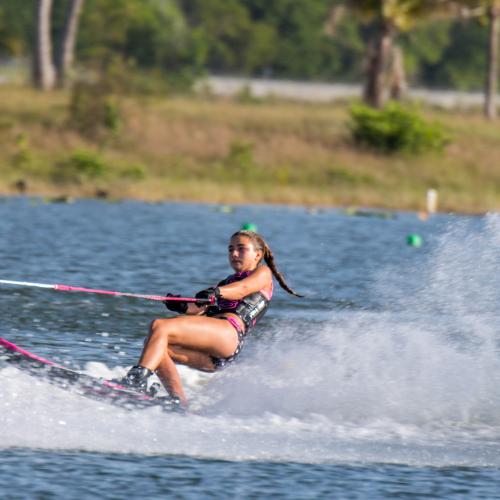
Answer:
[1,198,500,498]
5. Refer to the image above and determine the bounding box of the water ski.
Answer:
[0,337,182,413]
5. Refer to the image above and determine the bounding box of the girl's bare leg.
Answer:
[140,316,238,368]
[155,352,187,404]
[137,316,239,403]
[155,347,217,406]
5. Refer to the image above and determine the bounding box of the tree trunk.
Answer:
[33,0,56,90]
[389,45,407,101]
[56,0,85,87]
[363,19,394,108]
[485,5,500,120]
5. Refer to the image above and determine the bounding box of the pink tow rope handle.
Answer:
[0,279,214,304]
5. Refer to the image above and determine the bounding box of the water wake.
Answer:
[2,215,500,466]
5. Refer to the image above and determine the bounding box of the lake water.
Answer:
[1,198,500,499]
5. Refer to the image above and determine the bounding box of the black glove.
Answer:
[195,287,221,307]
[163,293,188,314]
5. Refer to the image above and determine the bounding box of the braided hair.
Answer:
[231,230,303,297]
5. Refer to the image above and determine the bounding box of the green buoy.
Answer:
[241,222,258,232]
[407,234,423,247]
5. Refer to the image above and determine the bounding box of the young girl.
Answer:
[119,230,301,406]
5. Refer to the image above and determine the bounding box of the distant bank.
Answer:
[0,85,499,214]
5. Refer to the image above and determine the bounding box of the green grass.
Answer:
[1,84,500,213]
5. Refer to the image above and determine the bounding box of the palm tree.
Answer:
[350,0,450,107]
[33,0,56,90]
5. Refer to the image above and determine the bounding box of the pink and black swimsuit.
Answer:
[206,269,273,369]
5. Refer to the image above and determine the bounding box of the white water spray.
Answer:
[2,215,500,466]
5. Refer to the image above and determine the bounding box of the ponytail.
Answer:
[231,230,303,298]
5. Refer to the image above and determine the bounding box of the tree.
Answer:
[0,1,35,73]
[484,2,500,118]
[243,0,343,78]
[56,0,85,87]
[78,0,188,67]
[32,0,86,90]
[472,1,500,119]
[33,0,56,90]
[399,17,453,86]
[0,6,27,56]
[349,0,450,107]
[179,0,278,74]
[452,0,500,118]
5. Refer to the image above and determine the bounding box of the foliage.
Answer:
[179,0,277,74]
[53,149,110,184]
[420,18,488,90]
[349,101,450,154]
[0,2,33,56]
[242,0,346,78]
[12,132,33,169]
[69,80,122,141]
[77,0,204,88]
[0,0,497,91]
[399,19,452,83]
[52,149,147,184]
[348,0,449,26]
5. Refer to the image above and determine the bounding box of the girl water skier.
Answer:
[119,230,302,407]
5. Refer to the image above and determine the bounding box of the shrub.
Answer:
[349,102,450,154]
[52,150,148,185]
[12,132,33,169]
[53,149,110,184]
[69,81,122,141]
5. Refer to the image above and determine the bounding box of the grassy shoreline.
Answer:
[1,85,499,214]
